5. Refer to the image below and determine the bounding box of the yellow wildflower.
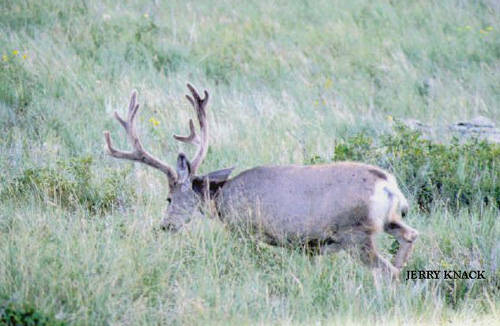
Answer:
[22,54,28,60]
[12,50,19,56]
[485,26,493,31]
[2,54,7,62]
[440,260,451,269]
[387,115,393,122]
[314,100,319,107]
[324,78,333,89]
[149,117,160,126]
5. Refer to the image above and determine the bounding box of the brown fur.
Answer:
[218,163,386,242]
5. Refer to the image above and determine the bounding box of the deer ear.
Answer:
[204,167,234,182]
[176,153,191,183]
[192,167,234,199]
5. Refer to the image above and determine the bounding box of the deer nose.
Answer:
[160,223,179,232]
[160,219,179,232]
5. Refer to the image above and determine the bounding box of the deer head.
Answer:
[104,84,233,231]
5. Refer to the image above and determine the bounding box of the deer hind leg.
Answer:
[388,222,418,269]
[384,204,419,269]
[359,235,400,280]
[393,239,415,269]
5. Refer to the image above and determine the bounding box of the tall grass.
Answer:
[1,198,498,325]
[0,0,499,324]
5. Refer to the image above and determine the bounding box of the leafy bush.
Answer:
[309,124,500,210]
[0,302,65,326]
[3,156,134,213]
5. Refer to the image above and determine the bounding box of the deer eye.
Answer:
[166,197,172,204]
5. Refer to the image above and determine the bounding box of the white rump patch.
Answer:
[369,176,409,230]
[369,180,399,230]
[386,174,409,213]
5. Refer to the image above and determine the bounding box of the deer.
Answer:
[104,83,419,280]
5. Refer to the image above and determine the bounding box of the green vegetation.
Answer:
[0,0,498,324]
[1,302,65,326]
[310,124,500,210]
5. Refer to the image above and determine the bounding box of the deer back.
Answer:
[215,162,395,243]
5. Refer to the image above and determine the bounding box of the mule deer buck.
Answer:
[104,84,418,279]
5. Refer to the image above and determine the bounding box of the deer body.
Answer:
[104,84,418,280]
[216,163,407,245]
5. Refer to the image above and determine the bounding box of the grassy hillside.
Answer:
[0,0,499,324]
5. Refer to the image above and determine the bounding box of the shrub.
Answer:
[0,302,65,326]
[308,124,500,210]
[2,156,134,213]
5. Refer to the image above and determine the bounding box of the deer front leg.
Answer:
[319,240,344,255]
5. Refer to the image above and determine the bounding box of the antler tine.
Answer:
[173,119,200,145]
[173,83,210,174]
[104,91,177,186]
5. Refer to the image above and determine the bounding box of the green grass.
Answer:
[0,0,499,324]
[1,199,498,325]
